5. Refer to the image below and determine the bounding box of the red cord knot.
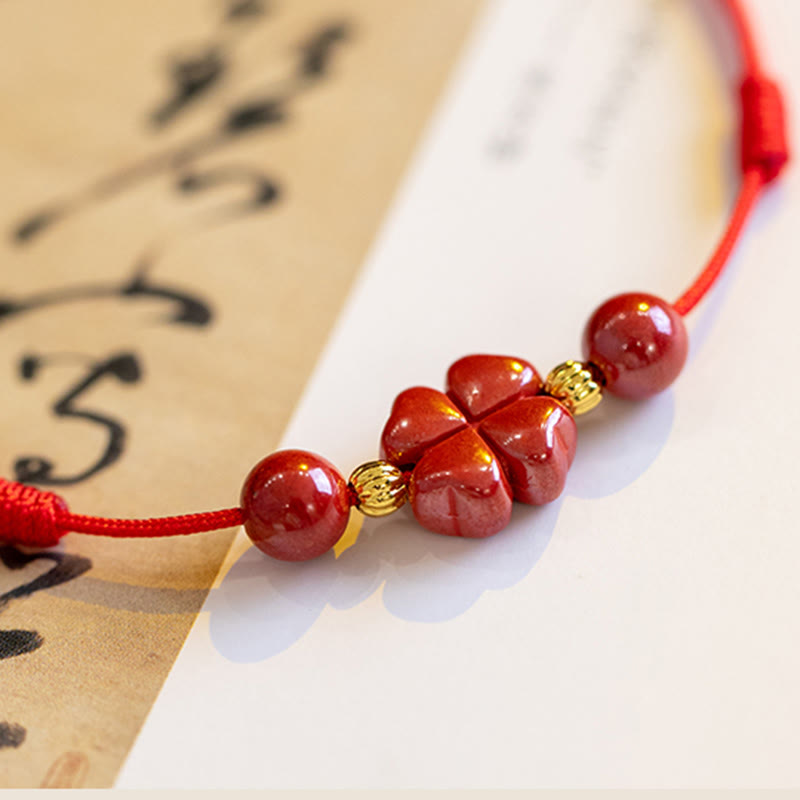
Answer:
[740,75,790,184]
[0,478,68,548]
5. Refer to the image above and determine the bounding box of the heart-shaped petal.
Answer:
[446,354,542,421]
[410,427,512,538]
[380,386,467,467]
[479,396,576,505]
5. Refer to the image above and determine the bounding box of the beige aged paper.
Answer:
[0,0,481,787]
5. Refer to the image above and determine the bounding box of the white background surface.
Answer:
[118,0,800,788]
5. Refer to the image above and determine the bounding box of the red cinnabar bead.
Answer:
[240,450,351,562]
[582,292,688,400]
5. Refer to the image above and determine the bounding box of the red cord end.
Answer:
[740,75,790,184]
[0,478,68,548]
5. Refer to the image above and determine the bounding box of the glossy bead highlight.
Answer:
[409,428,512,538]
[240,450,351,562]
[582,292,688,400]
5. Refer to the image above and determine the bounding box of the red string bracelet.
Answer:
[0,0,790,559]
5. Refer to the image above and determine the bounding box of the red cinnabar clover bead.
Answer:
[583,293,688,400]
[240,450,352,562]
[381,355,577,538]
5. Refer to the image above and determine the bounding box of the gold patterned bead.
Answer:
[544,360,603,416]
[348,460,407,517]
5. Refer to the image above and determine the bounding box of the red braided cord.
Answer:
[674,0,789,315]
[0,0,789,548]
[673,168,763,315]
[0,477,244,546]
[724,0,762,75]
[59,507,245,537]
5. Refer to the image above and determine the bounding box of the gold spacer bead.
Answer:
[348,460,407,518]
[544,360,603,416]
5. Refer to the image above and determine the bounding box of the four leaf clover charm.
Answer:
[380,355,577,538]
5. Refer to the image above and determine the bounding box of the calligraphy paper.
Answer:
[0,0,480,786]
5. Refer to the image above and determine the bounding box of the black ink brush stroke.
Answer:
[0,547,92,614]
[14,352,141,486]
[225,0,267,22]
[0,722,26,749]
[150,48,227,128]
[0,548,92,748]
[177,164,280,218]
[0,266,213,328]
[11,19,353,244]
[296,22,350,79]
[151,0,269,128]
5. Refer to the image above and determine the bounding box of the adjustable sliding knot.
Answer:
[0,478,68,548]
[740,75,790,183]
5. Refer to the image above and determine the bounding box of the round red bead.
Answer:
[240,450,351,562]
[582,292,688,400]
